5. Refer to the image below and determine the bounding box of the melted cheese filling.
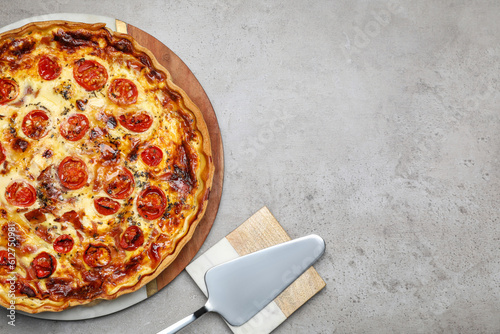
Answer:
[0,26,208,309]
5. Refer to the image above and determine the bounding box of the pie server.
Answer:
[158,234,326,334]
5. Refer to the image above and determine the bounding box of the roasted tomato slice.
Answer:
[94,197,121,215]
[108,78,138,105]
[118,111,153,133]
[32,252,57,279]
[84,244,111,267]
[5,181,36,207]
[104,167,135,199]
[22,110,50,140]
[60,113,89,141]
[53,235,74,254]
[0,142,5,165]
[38,55,62,80]
[0,250,15,273]
[141,146,163,167]
[58,156,88,190]
[0,79,19,105]
[120,226,144,251]
[73,59,108,91]
[136,185,167,220]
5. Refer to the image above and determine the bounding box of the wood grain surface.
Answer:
[226,207,326,319]
[117,21,224,294]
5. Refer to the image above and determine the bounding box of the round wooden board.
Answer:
[122,23,224,293]
[0,15,222,320]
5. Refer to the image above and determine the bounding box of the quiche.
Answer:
[0,21,213,313]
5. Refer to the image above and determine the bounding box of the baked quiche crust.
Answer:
[0,21,213,313]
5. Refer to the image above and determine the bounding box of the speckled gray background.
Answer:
[1,0,499,333]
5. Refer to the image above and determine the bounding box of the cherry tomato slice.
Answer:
[0,250,15,273]
[94,197,121,215]
[73,59,108,91]
[0,251,7,266]
[0,79,19,105]
[5,181,36,207]
[136,185,167,220]
[53,235,74,254]
[118,111,153,133]
[141,146,163,166]
[0,142,5,165]
[32,252,57,279]
[38,55,62,81]
[22,110,50,140]
[120,226,144,251]
[58,156,88,190]
[84,244,111,267]
[108,78,138,105]
[104,167,135,199]
[60,113,89,141]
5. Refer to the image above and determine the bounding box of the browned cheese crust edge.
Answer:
[0,20,214,313]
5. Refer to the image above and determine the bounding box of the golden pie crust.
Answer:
[0,21,213,313]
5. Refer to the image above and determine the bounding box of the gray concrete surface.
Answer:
[1,0,499,333]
